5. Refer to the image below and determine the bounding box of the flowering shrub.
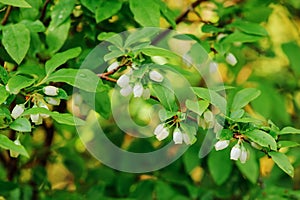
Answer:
[0,0,300,199]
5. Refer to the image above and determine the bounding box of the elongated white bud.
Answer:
[239,146,248,164]
[11,104,24,119]
[149,70,164,82]
[230,144,241,160]
[154,124,169,141]
[107,61,119,72]
[142,88,151,100]
[226,53,237,66]
[45,97,60,106]
[133,83,143,98]
[43,86,59,96]
[120,85,133,97]
[10,139,21,158]
[117,74,130,88]
[173,128,183,144]
[215,140,230,151]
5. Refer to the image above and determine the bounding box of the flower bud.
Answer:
[154,124,169,141]
[9,139,21,158]
[149,70,164,82]
[182,133,192,145]
[239,146,248,164]
[173,128,183,144]
[117,74,130,88]
[31,113,42,125]
[133,83,143,98]
[43,86,59,96]
[107,61,119,72]
[11,104,24,119]
[215,140,230,151]
[225,53,237,66]
[120,85,133,97]
[37,102,50,118]
[45,97,61,106]
[142,88,151,100]
[230,144,241,160]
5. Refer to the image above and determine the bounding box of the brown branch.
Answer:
[1,5,12,25]
[40,0,51,22]
[98,74,117,82]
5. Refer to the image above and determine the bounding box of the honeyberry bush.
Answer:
[1,0,300,199]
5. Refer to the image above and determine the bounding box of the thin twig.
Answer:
[40,0,51,22]
[1,5,12,25]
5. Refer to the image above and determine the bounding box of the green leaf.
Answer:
[103,49,124,61]
[9,118,31,132]
[46,69,99,92]
[244,129,277,150]
[230,109,244,119]
[22,107,85,126]
[46,19,71,54]
[97,32,117,41]
[95,0,123,23]
[202,24,224,33]
[20,20,45,32]
[50,0,75,28]
[0,106,12,129]
[0,0,31,7]
[151,83,178,112]
[278,141,300,148]
[0,86,9,105]
[7,75,35,94]
[192,87,227,114]
[2,23,30,64]
[236,147,259,184]
[129,0,160,27]
[231,88,261,111]
[140,46,179,60]
[269,151,294,178]
[0,66,9,84]
[0,134,29,157]
[208,148,232,185]
[228,20,268,36]
[45,47,82,75]
[222,31,263,44]
[124,28,160,48]
[279,127,300,135]
[158,109,177,121]
[156,0,176,28]
[185,99,209,116]
[282,42,300,76]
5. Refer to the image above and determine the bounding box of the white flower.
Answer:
[215,140,230,151]
[120,85,133,97]
[154,124,169,141]
[142,88,151,100]
[45,97,60,106]
[151,56,167,65]
[107,61,119,72]
[43,86,59,96]
[133,83,143,98]
[230,144,241,160]
[37,102,50,118]
[10,139,21,158]
[182,133,192,145]
[225,53,237,66]
[149,70,164,82]
[209,62,218,73]
[173,128,183,144]
[251,142,262,150]
[239,146,248,164]
[117,74,130,88]
[216,33,227,42]
[11,104,24,119]
[30,113,42,125]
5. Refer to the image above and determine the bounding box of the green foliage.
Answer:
[0,0,299,199]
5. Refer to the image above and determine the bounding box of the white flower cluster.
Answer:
[214,140,248,164]
[154,123,193,145]
[116,67,164,98]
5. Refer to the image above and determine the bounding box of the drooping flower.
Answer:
[107,61,119,72]
[215,140,230,151]
[11,104,24,119]
[45,97,61,106]
[239,146,248,164]
[142,88,151,100]
[230,144,241,160]
[154,124,169,141]
[225,53,237,66]
[173,128,183,144]
[120,85,133,97]
[117,74,130,88]
[149,70,164,82]
[182,133,192,145]
[133,83,143,98]
[9,139,21,158]
[37,102,50,118]
[43,86,59,96]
